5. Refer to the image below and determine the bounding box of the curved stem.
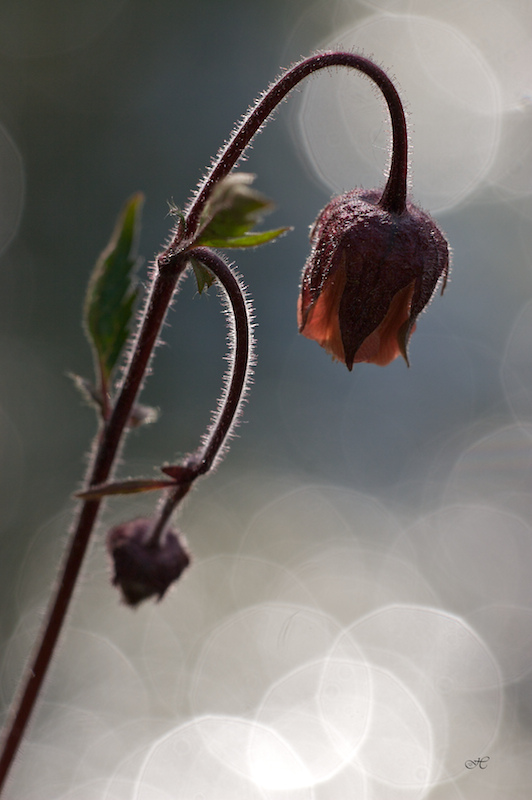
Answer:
[147,482,192,549]
[0,51,408,793]
[149,247,253,545]
[182,51,407,242]
[189,248,252,476]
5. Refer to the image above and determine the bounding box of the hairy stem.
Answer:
[0,255,189,792]
[149,247,253,546]
[147,482,193,549]
[182,51,407,242]
[0,51,408,793]
[188,248,252,476]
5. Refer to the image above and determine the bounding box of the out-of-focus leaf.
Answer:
[68,371,157,427]
[190,257,216,294]
[127,402,159,428]
[195,173,290,249]
[69,373,102,410]
[77,477,176,500]
[84,193,144,386]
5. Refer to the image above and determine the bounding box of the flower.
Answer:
[107,518,190,606]
[298,189,449,370]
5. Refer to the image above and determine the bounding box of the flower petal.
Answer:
[298,261,347,363]
[353,281,416,367]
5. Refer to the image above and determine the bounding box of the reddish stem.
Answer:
[0,51,409,794]
[0,254,189,791]
[182,51,407,242]
[148,247,253,546]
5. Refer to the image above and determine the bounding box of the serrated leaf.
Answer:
[84,193,144,386]
[198,226,291,249]
[195,173,288,248]
[190,257,216,294]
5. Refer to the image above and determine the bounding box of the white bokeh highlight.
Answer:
[1,469,526,799]
[298,14,501,211]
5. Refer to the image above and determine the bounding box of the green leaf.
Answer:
[195,173,290,249]
[190,257,216,294]
[84,193,144,386]
[198,227,291,249]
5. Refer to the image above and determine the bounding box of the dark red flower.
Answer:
[298,189,449,370]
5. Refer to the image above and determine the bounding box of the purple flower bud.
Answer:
[107,518,190,607]
[298,189,449,370]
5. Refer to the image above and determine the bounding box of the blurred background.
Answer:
[0,0,531,797]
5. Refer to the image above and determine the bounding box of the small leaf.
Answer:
[84,193,144,387]
[69,373,103,411]
[77,478,176,500]
[198,227,291,249]
[69,372,157,428]
[195,173,289,249]
[160,465,196,482]
[127,403,159,428]
[190,257,216,294]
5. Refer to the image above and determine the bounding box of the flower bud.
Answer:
[106,517,190,607]
[298,189,449,370]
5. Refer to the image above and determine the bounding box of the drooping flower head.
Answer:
[298,189,449,370]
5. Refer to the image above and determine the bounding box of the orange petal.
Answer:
[353,281,415,366]
[298,267,347,363]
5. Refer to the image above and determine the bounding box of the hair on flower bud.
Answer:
[298,189,449,370]
[106,518,190,607]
